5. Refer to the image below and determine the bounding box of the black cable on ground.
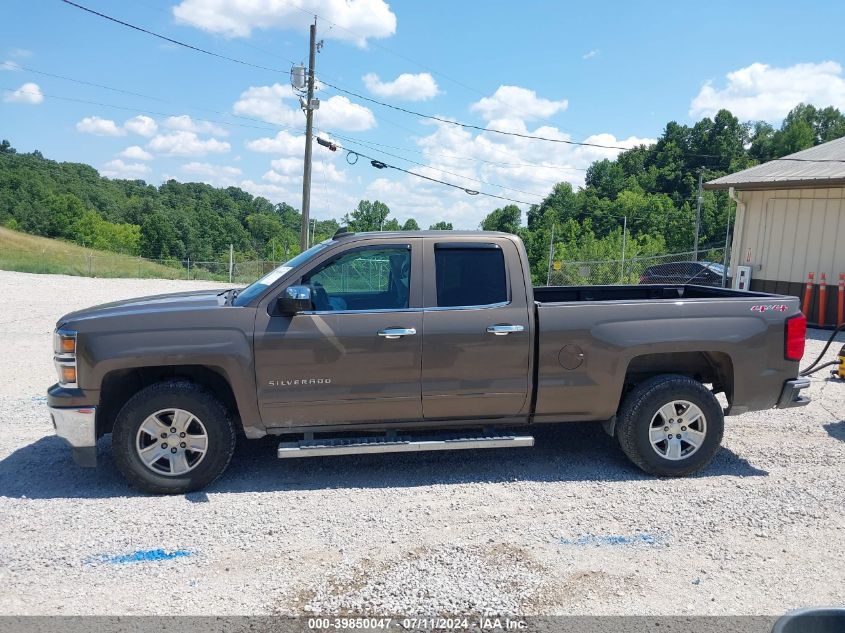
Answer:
[799,323,845,377]
[799,361,839,376]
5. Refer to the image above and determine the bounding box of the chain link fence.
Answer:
[548,248,729,287]
[58,255,284,283]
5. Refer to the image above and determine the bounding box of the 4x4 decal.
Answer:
[750,304,789,313]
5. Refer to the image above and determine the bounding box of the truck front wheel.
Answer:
[616,374,724,477]
[112,380,236,494]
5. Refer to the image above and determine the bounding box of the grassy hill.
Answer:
[0,226,186,279]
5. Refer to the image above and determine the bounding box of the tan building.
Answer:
[706,136,845,327]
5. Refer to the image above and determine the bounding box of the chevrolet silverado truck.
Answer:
[48,230,810,493]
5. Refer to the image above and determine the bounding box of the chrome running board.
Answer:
[277,433,534,458]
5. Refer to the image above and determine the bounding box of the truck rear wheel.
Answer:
[616,374,723,477]
[112,380,236,494]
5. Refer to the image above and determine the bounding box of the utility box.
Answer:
[734,265,752,291]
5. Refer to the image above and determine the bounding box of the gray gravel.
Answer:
[0,270,843,616]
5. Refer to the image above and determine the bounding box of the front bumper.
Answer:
[776,378,811,409]
[49,405,98,467]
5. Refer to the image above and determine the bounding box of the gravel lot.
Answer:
[0,269,842,616]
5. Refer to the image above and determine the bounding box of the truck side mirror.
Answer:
[276,285,312,315]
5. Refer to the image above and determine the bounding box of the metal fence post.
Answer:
[229,244,234,283]
[619,215,627,284]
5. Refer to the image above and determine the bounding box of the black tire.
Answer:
[616,374,724,477]
[112,380,236,494]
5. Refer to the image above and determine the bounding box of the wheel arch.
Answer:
[98,365,242,438]
[621,351,734,406]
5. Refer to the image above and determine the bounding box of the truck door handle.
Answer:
[486,324,525,335]
[378,327,417,339]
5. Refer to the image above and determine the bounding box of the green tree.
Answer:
[140,211,182,258]
[401,218,420,231]
[429,221,453,230]
[343,200,391,231]
[480,204,521,233]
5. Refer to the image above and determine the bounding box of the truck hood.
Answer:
[57,289,233,326]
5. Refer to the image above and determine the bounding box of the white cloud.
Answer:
[470,85,568,121]
[233,83,300,127]
[124,115,158,137]
[100,159,151,179]
[76,116,125,136]
[245,130,305,154]
[319,95,376,131]
[3,82,43,104]
[181,161,242,186]
[1,60,21,71]
[233,83,375,131]
[172,0,396,46]
[119,145,153,161]
[265,155,345,186]
[9,48,32,58]
[362,117,656,229]
[164,114,228,137]
[582,49,599,60]
[690,61,845,120]
[147,131,230,156]
[362,72,439,101]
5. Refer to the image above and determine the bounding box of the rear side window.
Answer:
[434,245,507,307]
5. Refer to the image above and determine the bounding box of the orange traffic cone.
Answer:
[818,273,828,327]
[802,272,815,316]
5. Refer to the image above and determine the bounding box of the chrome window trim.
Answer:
[424,301,511,312]
[298,307,423,316]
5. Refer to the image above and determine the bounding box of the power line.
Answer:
[274,0,485,98]
[324,138,535,206]
[318,78,666,151]
[59,0,287,74]
[326,131,588,171]
[0,85,295,134]
[321,134,547,199]
[6,63,583,184]
[57,0,667,155]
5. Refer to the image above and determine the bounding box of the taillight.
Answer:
[785,314,806,361]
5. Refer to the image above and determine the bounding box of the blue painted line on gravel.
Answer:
[558,533,666,547]
[86,549,193,564]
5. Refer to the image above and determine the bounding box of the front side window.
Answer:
[434,245,507,307]
[302,246,411,311]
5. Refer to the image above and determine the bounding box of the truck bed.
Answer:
[530,283,802,422]
[533,284,774,303]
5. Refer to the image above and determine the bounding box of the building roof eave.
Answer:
[704,177,845,191]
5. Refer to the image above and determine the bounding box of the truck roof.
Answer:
[332,230,515,241]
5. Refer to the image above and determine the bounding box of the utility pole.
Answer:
[546,224,556,285]
[300,19,317,253]
[693,169,703,261]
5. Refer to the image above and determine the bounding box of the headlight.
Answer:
[53,328,78,388]
[54,330,77,355]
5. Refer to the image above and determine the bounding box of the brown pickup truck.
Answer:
[48,230,809,493]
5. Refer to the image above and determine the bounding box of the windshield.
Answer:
[233,241,331,306]
[704,262,725,274]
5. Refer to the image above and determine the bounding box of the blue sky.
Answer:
[2,0,845,228]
